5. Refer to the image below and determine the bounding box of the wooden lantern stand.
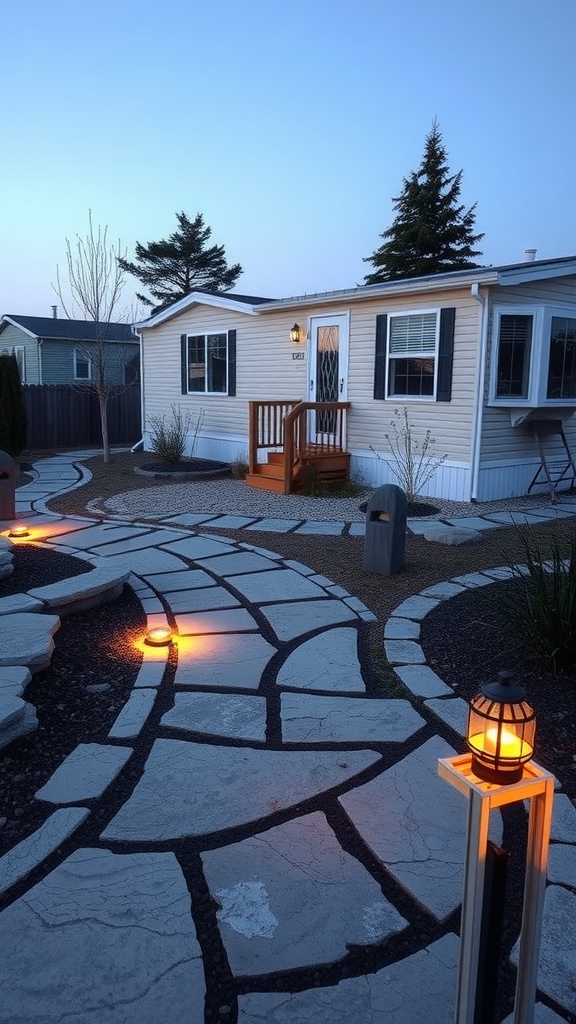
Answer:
[438,754,555,1024]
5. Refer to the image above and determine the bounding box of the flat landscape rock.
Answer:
[276,628,365,692]
[261,599,357,641]
[281,693,425,743]
[175,633,276,690]
[36,743,133,803]
[0,664,31,698]
[161,692,267,741]
[0,612,60,671]
[202,811,407,975]
[27,564,130,610]
[422,525,483,545]
[0,807,90,895]
[511,885,576,1014]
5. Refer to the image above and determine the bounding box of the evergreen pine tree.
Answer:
[363,121,484,284]
[0,353,27,457]
[118,212,243,313]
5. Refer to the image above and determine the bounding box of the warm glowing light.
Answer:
[144,626,173,646]
[9,526,29,538]
[469,729,532,761]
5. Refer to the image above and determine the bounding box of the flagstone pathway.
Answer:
[0,452,574,1023]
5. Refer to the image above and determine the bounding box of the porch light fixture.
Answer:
[466,670,535,784]
[144,626,173,646]
[290,323,302,343]
[9,525,29,538]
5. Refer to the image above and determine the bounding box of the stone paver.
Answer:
[281,693,425,743]
[164,585,240,613]
[108,689,158,739]
[384,639,426,664]
[228,568,327,603]
[0,612,60,671]
[384,617,421,639]
[390,595,440,620]
[102,740,381,841]
[202,812,407,975]
[36,743,133,803]
[162,692,267,741]
[261,599,357,640]
[276,628,365,692]
[197,551,282,575]
[424,696,469,737]
[175,632,276,689]
[237,933,459,1023]
[0,849,205,1024]
[511,885,576,1015]
[175,607,258,635]
[0,808,90,895]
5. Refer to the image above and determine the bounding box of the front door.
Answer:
[307,314,349,443]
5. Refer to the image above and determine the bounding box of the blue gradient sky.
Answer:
[1,0,575,317]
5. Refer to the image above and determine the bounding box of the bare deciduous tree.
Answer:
[54,212,137,463]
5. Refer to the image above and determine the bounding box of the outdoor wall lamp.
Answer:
[466,670,535,784]
[144,626,173,646]
[9,525,29,538]
[290,323,302,343]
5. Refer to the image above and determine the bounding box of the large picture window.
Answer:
[387,312,439,398]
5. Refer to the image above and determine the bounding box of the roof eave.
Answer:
[136,292,261,329]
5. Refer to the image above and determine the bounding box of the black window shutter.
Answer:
[180,334,188,394]
[373,314,388,399]
[227,329,236,396]
[436,307,455,402]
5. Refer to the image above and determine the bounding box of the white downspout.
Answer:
[470,283,489,500]
[37,339,43,384]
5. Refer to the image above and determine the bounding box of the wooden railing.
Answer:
[248,400,302,474]
[283,402,350,492]
[248,399,350,491]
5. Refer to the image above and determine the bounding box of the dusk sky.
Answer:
[1,0,575,318]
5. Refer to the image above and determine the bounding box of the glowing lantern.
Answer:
[9,526,29,538]
[467,670,535,784]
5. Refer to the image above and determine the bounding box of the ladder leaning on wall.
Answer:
[528,419,576,503]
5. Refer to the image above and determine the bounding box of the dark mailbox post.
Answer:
[0,450,16,521]
[363,484,407,575]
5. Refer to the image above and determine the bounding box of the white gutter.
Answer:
[469,283,489,500]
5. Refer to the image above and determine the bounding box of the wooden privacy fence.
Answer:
[22,384,141,449]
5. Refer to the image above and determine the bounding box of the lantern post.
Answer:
[438,674,554,1024]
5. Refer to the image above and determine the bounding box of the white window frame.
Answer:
[74,348,92,381]
[12,346,26,381]
[385,308,440,402]
[489,303,576,407]
[185,331,229,395]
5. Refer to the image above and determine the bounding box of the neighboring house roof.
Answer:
[0,315,139,343]
[135,255,576,330]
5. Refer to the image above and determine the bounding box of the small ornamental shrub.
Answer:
[371,408,446,504]
[501,531,576,669]
[0,353,27,457]
[147,404,204,465]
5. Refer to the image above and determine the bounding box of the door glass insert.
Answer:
[316,325,339,434]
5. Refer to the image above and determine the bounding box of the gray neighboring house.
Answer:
[0,314,140,385]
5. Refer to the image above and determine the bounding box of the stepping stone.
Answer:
[141,569,216,592]
[390,595,439,620]
[421,526,483,545]
[162,536,236,559]
[548,843,576,887]
[228,569,326,603]
[176,633,276,690]
[206,515,259,529]
[500,1005,569,1024]
[164,586,240,613]
[339,736,503,921]
[261,600,357,641]
[0,665,31,698]
[281,694,425,743]
[247,518,301,532]
[89,529,185,554]
[276,628,365,692]
[420,581,466,599]
[0,613,60,672]
[237,932,459,1023]
[101,740,381,841]
[196,551,279,575]
[103,549,187,575]
[202,811,407,976]
[0,592,43,615]
[36,743,133,803]
[0,848,205,1024]
[0,694,26,730]
[292,521,344,535]
[46,524,150,549]
[27,564,130,616]
[175,608,258,635]
[0,808,90,895]
[0,701,37,751]
[394,665,452,698]
[108,689,157,739]
[384,640,425,665]
[133,661,166,689]
[424,696,469,737]
[162,692,267,741]
[511,885,576,1015]
[551,793,576,842]
[384,618,421,639]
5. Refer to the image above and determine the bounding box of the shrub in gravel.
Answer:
[500,530,576,669]
[148,404,204,464]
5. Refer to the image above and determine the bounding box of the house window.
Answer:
[491,305,576,406]
[387,312,439,398]
[74,349,91,380]
[186,333,228,394]
[496,314,532,398]
[9,346,25,381]
[547,316,576,399]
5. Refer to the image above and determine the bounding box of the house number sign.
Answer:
[292,352,306,360]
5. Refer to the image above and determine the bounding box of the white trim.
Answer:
[470,284,489,500]
[0,316,39,340]
[184,330,230,396]
[73,348,91,381]
[135,293,261,330]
